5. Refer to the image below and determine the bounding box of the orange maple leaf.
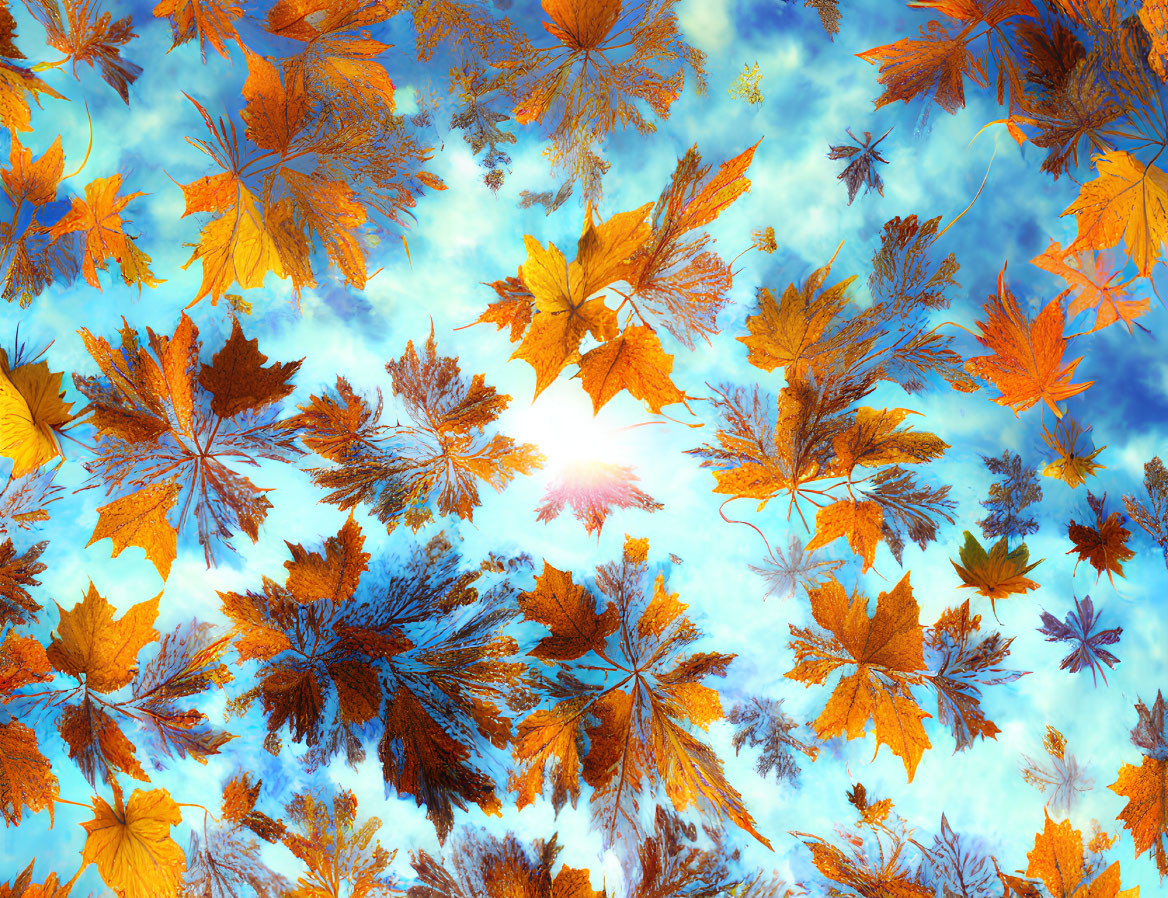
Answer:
[1031,241,1149,334]
[1063,150,1168,278]
[576,325,685,414]
[963,264,1092,417]
[858,20,987,113]
[804,499,884,572]
[47,174,160,291]
[46,582,160,694]
[786,573,932,780]
[87,483,180,580]
[152,0,241,59]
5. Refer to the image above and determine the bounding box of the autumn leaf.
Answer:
[295,332,542,531]
[804,499,884,572]
[152,0,242,60]
[858,20,987,114]
[1038,593,1122,686]
[831,407,948,476]
[81,785,187,898]
[87,483,180,580]
[1143,0,1168,79]
[1063,151,1168,278]
[1026,813,1084,897]
[47,174,161,291]
[0,720,58,825]
[1031,241,1149,334]
[1042,416,1105,488]
[923,601,1023,749]
[47,583,159,694]
[739,259,855,375]
[513,537,767,847]
[748,533,844,601]
[0,350,74,478]
[409,828,602,898]
[0,1,65,133]
[535,459,662,537]
[951,530,1042,614]
[964,265,1092,416]
[0,537,45,626]
[24,0,142,101]
[1066,491,1134,586]
[828,127,891,204]
[281,790,398,898]
[786,572,931,780]
[74,314,305,565]
[1110,692,1168,877]
[576,325,684,413]
[222,520,527,840]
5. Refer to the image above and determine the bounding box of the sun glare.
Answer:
[507,396,629,473]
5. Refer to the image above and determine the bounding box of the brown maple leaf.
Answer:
[222,518,528,841]
[512,536,768,848]
[0,719,58,825]
[0,537,45,626]
[964,264,1092,416]
[409,828,601,898]
[497,0,707,201]
[786,572,932,780]
[1066,491,1135,586]
[74,313,305,567]
[290,332,542,531]
[1125,456,1168,573]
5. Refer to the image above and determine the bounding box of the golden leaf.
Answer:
[576,325,684,413]
[81,786,186,898]
[804,499,884,572]
[87,483,180,580]
[46,583,160,694]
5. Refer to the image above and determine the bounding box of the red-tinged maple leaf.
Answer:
[1066,491,1135,586]
[73,314,305,567]
[786,573,932,780]
[281,789,400,896]
[47,174,160,291]
[512,537,768,848]
[858,19,988,114]
[290,331,542,532]
[221,518,529,841]
[409,828,602,898]
[964,265,1092,416]
[535,459,662,537]
[1031,241,1149,334]
[153,0,241,60]
[24,0,142,101]
[0,629,52,697]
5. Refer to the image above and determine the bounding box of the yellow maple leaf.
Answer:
[82,786,187,898]
[87,483,180,580]
[0,351,73,477]
[1063,151,1168,278]
[46,583,160,694]
[830,407,948,476]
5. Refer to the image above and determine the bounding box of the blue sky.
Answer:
[2,0,1167,893]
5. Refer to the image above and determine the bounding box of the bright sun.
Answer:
[507,396,629,473]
